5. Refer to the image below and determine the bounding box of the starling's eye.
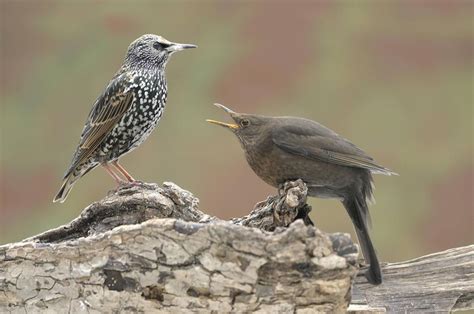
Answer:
[153,42,164,50]
[240,119,250,127]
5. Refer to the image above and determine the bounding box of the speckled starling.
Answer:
[53,34,196,203]
[207,103,397,285]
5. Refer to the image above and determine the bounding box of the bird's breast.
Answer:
[127,74,167,139]
[98,72,167,161]
[243,141,284,188]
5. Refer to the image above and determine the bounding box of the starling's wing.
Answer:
[69,76,134,170]
[272,124,397,175]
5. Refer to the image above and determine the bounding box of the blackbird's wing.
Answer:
[272,123,397,175]
[69,75,134,171]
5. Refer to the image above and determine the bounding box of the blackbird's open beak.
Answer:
[212,103,236,114]
[206,119,239,130]
[166,42,197,52]
[206,103,239,130]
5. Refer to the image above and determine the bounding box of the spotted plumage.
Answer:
[54,34,196,203]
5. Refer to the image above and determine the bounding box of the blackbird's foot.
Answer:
[278,179,306,196]
[253,195,277,210]
[273,179,310,227]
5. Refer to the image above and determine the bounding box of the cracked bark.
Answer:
[0,181,472,313]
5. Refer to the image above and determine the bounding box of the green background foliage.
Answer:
[1,1,472,262]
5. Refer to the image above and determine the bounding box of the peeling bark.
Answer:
[0,181,472,313]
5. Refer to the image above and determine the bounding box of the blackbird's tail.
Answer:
[342,189,382,285]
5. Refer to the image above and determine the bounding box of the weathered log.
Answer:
[24,181,313,244]
[0,181,358,313]
[1,181,472,313]
[350,245,474,313]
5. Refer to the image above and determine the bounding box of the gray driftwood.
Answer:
[350,245,474,313]
[0,181,357,313]
[0,181,472,313]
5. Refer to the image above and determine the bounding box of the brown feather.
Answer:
[272,131,397,176]
[76,92,133,164]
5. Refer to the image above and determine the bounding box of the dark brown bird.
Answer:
[207,103,397,285]
[53,34,196,203]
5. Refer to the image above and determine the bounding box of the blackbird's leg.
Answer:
[103,163,127,185]
[111,160,136,182]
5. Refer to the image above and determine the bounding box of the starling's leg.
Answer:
[103,164,127,185]
[112,161,136,182]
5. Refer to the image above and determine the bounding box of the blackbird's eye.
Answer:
[153,42,164,50]
[240,119,250,127]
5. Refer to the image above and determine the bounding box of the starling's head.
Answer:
[207,103,272,145]
[125,34,196,70]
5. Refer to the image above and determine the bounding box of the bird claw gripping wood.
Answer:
[233,180,313,231]
[273,179,312,227]
[107,181,155,197]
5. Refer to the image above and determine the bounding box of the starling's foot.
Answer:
[112,161,136,182]
[116,180,145,190]
[128,180,144,186]
[109,180,147,197]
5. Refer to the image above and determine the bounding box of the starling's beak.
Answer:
[166,42,197,52]
[206,103,239,130]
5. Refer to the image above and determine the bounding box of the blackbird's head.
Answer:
[206,103,272,145]
[125,34,196,70]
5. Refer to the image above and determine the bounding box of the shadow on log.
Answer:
[0,181,472,313]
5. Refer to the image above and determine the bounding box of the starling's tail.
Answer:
[53,172,77,203]
[53,161,98,203]
[342,193,382,285]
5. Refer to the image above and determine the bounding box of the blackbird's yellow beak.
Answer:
[206,119,239,130]
[206,103,240,130]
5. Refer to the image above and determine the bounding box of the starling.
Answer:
[207,103,397,285]
[53,34,196,203]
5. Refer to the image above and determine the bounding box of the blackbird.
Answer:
[207,103,397,285]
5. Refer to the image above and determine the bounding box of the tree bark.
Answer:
[350,245,473,313]
[0,181,472,313]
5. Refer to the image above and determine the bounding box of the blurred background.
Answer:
[1,1,472,262]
